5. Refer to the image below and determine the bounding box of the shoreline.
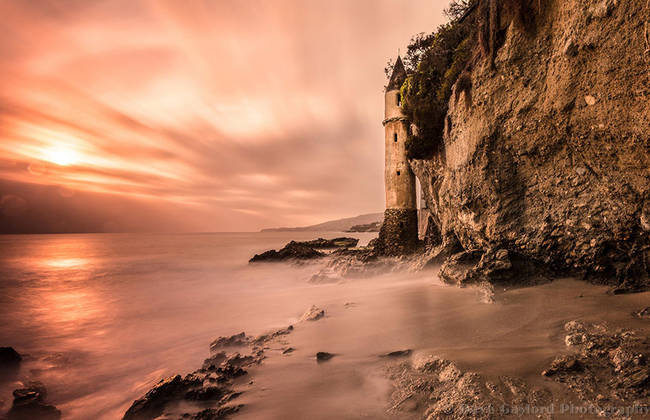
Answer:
[120,245,650,419]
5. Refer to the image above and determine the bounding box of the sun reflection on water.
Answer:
[44,257,90,269]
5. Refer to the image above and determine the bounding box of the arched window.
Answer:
[396,170,401,176]
[394,133,398,143]
[397,93,401,107]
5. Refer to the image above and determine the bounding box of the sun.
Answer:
[43,145,79,166]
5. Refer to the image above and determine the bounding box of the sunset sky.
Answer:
[0,0,446,233]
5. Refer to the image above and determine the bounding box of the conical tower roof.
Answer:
[386,56,407,91]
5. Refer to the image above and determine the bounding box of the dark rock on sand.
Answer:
[380,349,412,358]
[249,241,325,263]
[125,325,295,419]
[0,347,22,367]
[316,352,335,361]
[7,382,61,420]
[282,347,295,354]
[209,332,249,351]
[123,375,186,420]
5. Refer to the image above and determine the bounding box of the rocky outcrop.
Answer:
[301,237,359,248]
[249,237,359,263]
[346,222,381,232]
[387,354,552,419]
[249,241,324,263]
[411,0,650,291]
[123,325,294,420]
[542,320,650,414]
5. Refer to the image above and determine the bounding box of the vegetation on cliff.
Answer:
[392,0,476,159]
[393,0,540,159]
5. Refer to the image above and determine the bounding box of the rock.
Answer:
[249,241,325,263]
[185,385,227,401]
[613,367,649,389]
[0,347,22,366]
[563,39,578,57]
[584,95,597,106]
[123,375,185,420]
[564,320,585,333]
[608,347,639,372]
[633,307,650,319]
[380,349,412,358]
[591,0,615,18]
[250,325,293,346]
[641,201,650,231]
[209,332,248,351]
[300,305,325,321]
[388,355,551,419]
[565,332,586,346]
[188,405,243,420]
[346,222,381,232]
[316,352,335,361]
[300,237,359,248]
[542,355,583,376]
[7,382,61,420]
[282,347,295,354]
[202,351,227,371]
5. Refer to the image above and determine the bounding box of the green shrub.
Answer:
[397,0,537,160]
[400,17,474,159]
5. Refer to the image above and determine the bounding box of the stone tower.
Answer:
[377,56,418,255]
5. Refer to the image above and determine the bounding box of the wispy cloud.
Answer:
[0,0,444,231]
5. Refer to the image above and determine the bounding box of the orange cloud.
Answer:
[0,0,445,232]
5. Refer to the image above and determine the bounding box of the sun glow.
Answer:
[43,145,80,166]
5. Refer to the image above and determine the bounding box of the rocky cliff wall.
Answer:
[412,0,650,290]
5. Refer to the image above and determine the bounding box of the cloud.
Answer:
[0,0,445,232]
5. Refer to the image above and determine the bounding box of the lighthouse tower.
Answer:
[377,56,418,255]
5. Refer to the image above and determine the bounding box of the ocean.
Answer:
[0,232,647,419]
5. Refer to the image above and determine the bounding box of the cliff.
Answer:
[412,0,649,291]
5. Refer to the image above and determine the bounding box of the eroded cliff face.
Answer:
[412,0,650,290]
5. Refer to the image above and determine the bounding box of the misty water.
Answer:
[0,233,648,419]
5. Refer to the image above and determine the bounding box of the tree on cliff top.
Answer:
[395,0,538,160]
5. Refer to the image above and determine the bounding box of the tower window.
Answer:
[396,170,401,176]
[397,93,401,107]
[394,133,398,142]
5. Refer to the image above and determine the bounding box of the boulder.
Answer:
[0,347,21,366]
[380,349,412,358]
[300,305,325,321]
[316,352,335,362]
